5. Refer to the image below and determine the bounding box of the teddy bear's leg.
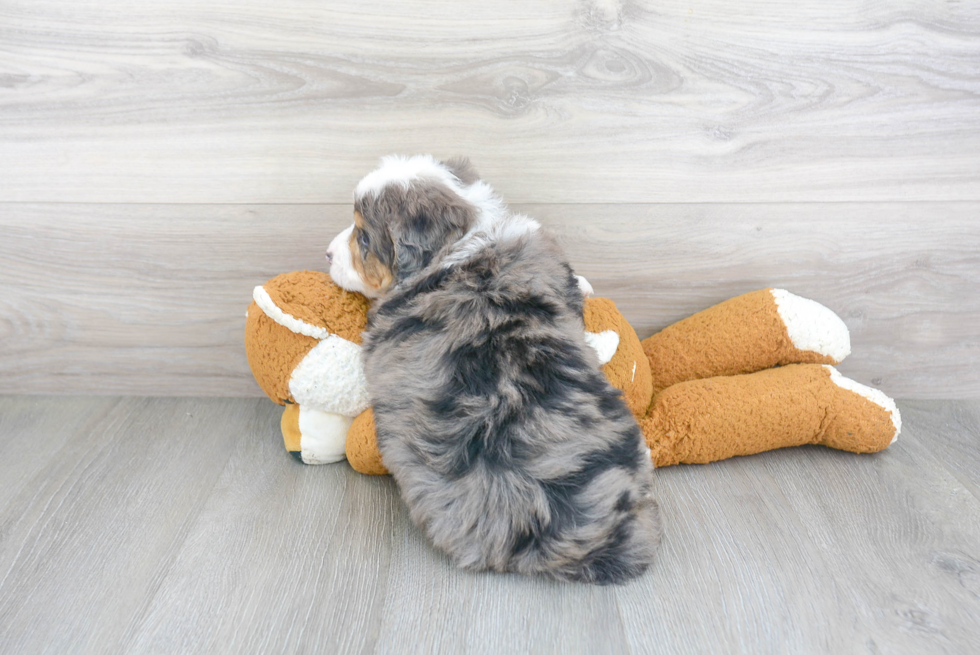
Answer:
[345,409,389,475]
[280,331,371,465]
[280,403,352,465]
[639,364,900,467]
[642,289,851,395]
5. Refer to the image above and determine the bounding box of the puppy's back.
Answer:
[364,237,661,583]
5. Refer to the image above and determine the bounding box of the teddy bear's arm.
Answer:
[642,288,851,396]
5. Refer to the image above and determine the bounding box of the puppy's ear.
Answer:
[392,185,475,281]
[441,156,480,186]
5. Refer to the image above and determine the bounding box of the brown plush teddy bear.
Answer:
[245,272,900,472]
[245,270,370,464]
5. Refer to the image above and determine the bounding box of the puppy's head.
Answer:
[327,155,479,298]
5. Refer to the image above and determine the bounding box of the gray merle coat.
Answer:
[331,155,661,584]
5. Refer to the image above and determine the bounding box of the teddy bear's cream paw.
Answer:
[281,404,351,464]
[770,289,851,363]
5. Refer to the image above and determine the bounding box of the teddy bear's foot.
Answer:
[640,363,900,467]
[818,365,901,452]
[280,404,351,465]
[770,289,850,363]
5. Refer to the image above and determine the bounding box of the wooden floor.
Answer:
[0,396,978,654]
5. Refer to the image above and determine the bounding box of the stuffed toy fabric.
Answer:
[244,270,370,464]
[245,272,900,472]
[634,289,900,466]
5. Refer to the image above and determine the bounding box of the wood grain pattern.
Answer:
[122,408,402,654]
[1,202,977,398]
[1,1,978,203]
[0,397,250,654]
[0,396,978,653]
[619,413,980,654]
[0,396,119,511]
[893,399,980,496]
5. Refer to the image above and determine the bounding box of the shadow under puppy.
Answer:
[327,155,661,583]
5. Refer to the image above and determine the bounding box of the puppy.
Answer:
[327,155,661,583]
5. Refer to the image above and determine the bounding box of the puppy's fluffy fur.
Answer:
[328,155,661,583]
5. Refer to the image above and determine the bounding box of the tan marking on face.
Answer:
[349,218,394,295]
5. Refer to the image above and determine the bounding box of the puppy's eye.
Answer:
[357,229,370,250]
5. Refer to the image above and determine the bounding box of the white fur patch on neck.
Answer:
[457,180,506,221]
[824,366,902,442]
[253,285,330,340]
[771,288,851,363]
[584,330,620,365]
[443,178,521,265]
[442,212,540,267]
[355,154,461,199]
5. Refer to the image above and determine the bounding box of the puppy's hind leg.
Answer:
[573,482,661,585]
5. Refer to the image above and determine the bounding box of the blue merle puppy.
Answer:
[326,155,661,584]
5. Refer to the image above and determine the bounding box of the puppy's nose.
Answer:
[325,248,333,265]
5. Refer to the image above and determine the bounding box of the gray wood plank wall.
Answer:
[1,0,977,397]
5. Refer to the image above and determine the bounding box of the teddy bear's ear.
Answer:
[246,271,371,406]
[258,270,369,344]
